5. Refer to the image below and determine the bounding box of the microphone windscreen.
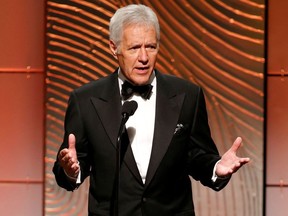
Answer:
[122,100,138,117]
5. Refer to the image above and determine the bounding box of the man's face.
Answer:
[110,25,159,85]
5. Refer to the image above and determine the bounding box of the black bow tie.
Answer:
[121,81,153,100]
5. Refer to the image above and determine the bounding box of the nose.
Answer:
[138,47,148,63]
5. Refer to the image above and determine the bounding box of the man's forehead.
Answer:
[122,26,157,39]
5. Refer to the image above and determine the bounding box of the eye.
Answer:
[129,45,141,50]
[146,45,157,52]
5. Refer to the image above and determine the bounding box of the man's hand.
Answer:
[58,134,80,178]
[216,137,250,178]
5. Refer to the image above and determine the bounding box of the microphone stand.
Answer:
[112,100,137,216]
[113,113,129,216]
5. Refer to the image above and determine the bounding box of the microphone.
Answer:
[113,100,138,216]
[121,100,138,124]
[117,100,138,149]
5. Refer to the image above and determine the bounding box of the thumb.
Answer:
[68,134,76,151]
[230,137,242,153]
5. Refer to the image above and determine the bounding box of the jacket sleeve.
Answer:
[53,91,90,191]
[186,87,229,191]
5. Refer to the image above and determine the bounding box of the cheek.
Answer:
[119,58,135,76]
[123,58,136,71]
[150,53,158,62]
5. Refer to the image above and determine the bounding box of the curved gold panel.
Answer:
[45,1,265,215]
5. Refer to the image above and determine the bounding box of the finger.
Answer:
[67,159,77,168]
[233,158,250,172]
[61,154,72,165]
[230,137,242,153]
[68,134,76,151]
[239,157,250,164]
[58,149,69,160]
[71,162,80,170]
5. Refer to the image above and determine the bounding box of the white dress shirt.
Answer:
[118,71,156,184]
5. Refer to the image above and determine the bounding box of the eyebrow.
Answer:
[128,42,157,48]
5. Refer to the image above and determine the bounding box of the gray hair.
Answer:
[109,4,160,48]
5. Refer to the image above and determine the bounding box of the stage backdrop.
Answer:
[45,1,265,215]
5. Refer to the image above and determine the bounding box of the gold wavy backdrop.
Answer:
[45,0,265,215]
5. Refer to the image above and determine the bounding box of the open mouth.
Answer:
[136,66,149,71]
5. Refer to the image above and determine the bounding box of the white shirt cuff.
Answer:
[211,160,221,182]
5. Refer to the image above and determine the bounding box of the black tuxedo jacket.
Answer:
[53,69,226,216]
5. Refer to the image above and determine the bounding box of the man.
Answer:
[53,4,250,216]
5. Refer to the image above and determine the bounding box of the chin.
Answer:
[135,79,150,85]
[137,75,153,84]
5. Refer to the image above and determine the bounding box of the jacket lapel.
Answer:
[90,71,122,147]
[145,72,185,187]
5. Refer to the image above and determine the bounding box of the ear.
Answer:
[109,40,118,59]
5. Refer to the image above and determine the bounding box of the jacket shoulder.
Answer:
[156,70,201,94]
[72,72,118,98]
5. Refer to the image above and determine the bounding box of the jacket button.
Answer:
[142,197,147,202]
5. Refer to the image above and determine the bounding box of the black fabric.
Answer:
[53,70,227,216]
[120,128,130,165]
[111,128,130,216]
[121,81,153,100]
